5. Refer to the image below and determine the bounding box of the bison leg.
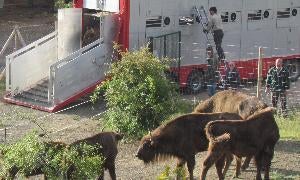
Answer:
[241,156,252,170]
[222,154,233,177]
[215,155,225,180]
[200,151,223,180]
[262,147,274,180]
[97,170,104,180]
[186,156,195,180]
[254,153,263,180]
[234,156,242,178]
[107,163,116,180]
[176,158,188,180]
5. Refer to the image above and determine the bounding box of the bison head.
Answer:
[136,133,159,163]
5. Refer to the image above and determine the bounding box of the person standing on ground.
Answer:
[206,46,220,96]
[225,62,240,90]
[265,58,290,117]
[203,7,225,61]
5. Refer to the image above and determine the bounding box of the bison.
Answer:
[193,90,268,171]
[193,90,268,120]
[200,107,280,180]
[3,131,123,180]
[68,131,123,180]
[136,112,242,180]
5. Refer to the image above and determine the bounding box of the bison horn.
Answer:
[149,131,153,141]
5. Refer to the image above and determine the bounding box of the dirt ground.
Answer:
[0,7,299,180]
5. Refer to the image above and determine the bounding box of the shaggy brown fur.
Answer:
[193,90,268,172]
[136,112,242,180]
[4,132,123,180]
[193,90,268,120]
[200,107,280,180]
[69,131,123,180]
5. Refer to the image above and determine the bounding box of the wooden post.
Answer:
[4,128,7,142]
[257,47,263,99]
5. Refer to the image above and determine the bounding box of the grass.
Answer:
[0,78,5,93]
[270,170,300,180]
[276,112,300,140]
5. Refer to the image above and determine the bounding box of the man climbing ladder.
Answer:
[201,7,225,61]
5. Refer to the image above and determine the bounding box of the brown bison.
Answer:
[194,90,268,171]
[3,132,123,180]
[200,107,279,180]
[136,112,242,180]
[68,131,123,180]
[193,90,268,120]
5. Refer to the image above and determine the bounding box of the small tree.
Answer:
[92,47,179,138]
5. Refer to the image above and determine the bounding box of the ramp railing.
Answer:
[49,39,110,104]
[6,31,58,96]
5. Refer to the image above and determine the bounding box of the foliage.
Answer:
[54,0,72,9]
[270,170,300,179]
[0,132,44,177]
[156,166,187,180]
[173,166,187,179]
[0,78,5,93]
[92,47,179,138]
[0,132,104,179]
[276,111,300,140]
[157,166,170,180]
[64,143,104,179]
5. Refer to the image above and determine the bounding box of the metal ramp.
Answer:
[4,9,119,112]
[13,79,50,107]
[4,38,110,112]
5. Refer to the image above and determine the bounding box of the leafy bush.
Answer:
[157,166,187,180]
[54,0,72,9]
[0,132,104,179]
[92,47,179,138]
[0,132,44,177]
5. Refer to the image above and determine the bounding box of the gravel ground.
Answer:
[0,7,299,180]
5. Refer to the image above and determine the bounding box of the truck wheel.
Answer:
[187,70,204,93]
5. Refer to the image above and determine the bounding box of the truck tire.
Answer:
[187,70,204,93]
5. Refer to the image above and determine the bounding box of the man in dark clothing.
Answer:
[206,46,220,96]
[265,58,290,117]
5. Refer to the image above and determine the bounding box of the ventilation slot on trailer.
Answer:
[277,8,290,18]
[146,16,162,28]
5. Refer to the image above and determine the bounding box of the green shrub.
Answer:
[0,132,104,179]
[0,132,44,177]
[54,0,72,9]
[92,47,179,138]
[156,166,187,180]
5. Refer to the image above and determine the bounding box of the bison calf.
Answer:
[4,132,122,180]
[68,131,123,180]
[194,90,268,171]
[136,112,242,180]
[200,107,279,180]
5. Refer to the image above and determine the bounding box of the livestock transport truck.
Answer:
[4,0,300,112]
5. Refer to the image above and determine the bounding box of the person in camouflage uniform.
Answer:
[206,46,220,96]
[265,58,290,117]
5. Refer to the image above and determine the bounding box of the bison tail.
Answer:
[208,133,231,152]
[205,123,231,142]
[214,133,230,143]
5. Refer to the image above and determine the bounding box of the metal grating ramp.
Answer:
[4,79,53,110]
